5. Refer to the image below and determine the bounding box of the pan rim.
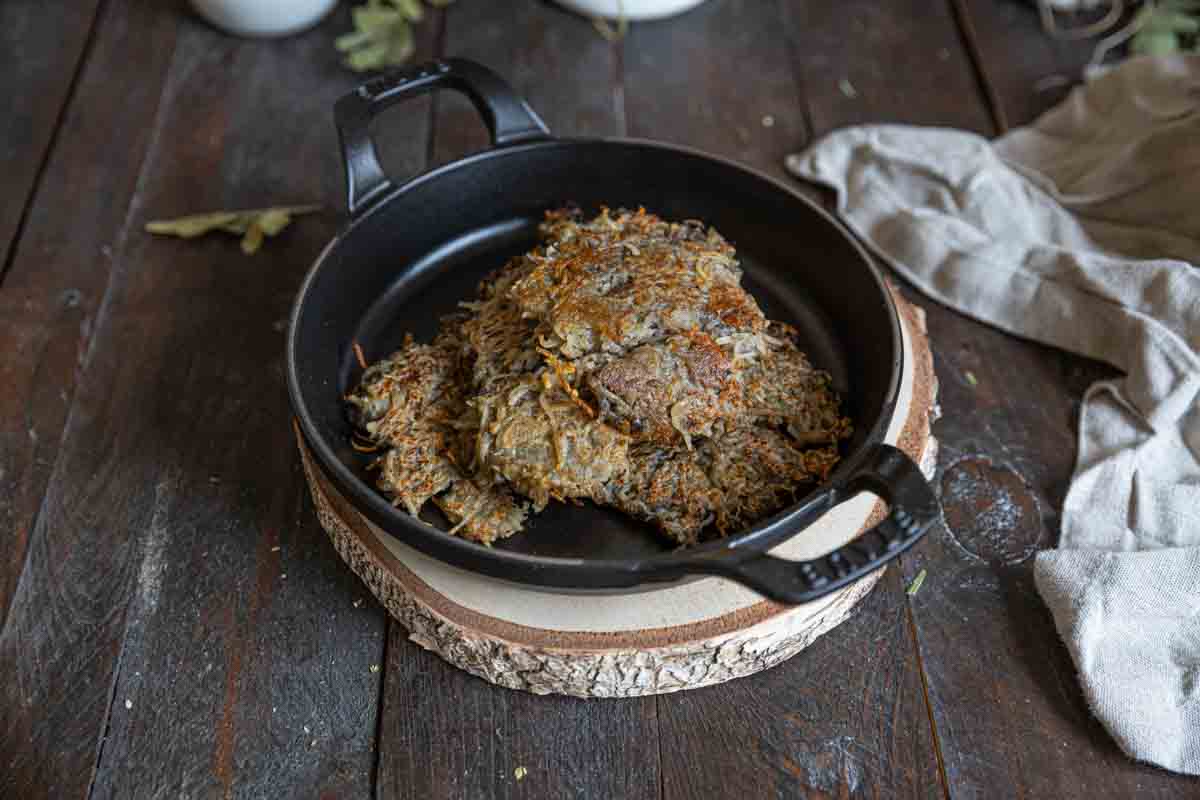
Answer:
[287,135,902,584]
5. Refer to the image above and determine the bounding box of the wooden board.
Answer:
[0,0,106,626]
[0,0,102,268]
[297,290,937,697]
[9,1,1197,796]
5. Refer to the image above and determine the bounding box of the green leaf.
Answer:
[146,205,320,253]
[1143,9,1200,33]
[906,569,927,596]
[335,30,375,52]
[346,41,391,72]
[390,0,425,22]
[1132,30,1181,55]
[241,222,265,254]
[353,6,401,31]
[256,208,296,236]
[341,0,426,72]
[383,21,415,65]
[145,211,240,238]
[1131,3,1158,30]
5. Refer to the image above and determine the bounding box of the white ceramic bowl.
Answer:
[556,0,709,21]
[190,0,338,38]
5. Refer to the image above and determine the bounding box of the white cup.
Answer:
[556,0,709,21]
[190,0,339,38]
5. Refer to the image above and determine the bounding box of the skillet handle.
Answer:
[334,58,550,217]
[698,444,938,604]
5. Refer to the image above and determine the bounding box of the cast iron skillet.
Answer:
[287,58,939,604]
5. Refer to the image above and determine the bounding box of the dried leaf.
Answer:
[144,211,240,238]
[347,41,392,71]
[335,30,375,52]
[353,6,399,30]
[1143,9,1200,33]
[1132,30,1180,55]
[341,0,447,72]
[384,21,415,65]
[241,222,265,255]
[590,0,629,42]
[1129,2,1200,56]
[256,208,296,236]
[146,205,320,254]
[392,0,424,22]
[906,568,927,596]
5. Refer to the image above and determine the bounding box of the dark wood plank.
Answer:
[0,4,416,797]
[785,0,993,136]
[0,1,184,794]
[895,2,1200,796]
[623,2,946,797]
[0,0,102,268]
[0,0,114,626]
[373,5,662,798]
[656,572,941,799]
[379,640,660,799]
[624,0,806,181]
[956,0,1097,131]
[432,0,621,166]
[83,7,442,798]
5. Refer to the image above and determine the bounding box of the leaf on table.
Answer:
[256,208,296,236]
[589,0,629,42]
[1132,30,1181,55]
[241,222,265,255]
[1130,2,1200,55]
[393,0,424,21]
[339,0,449,72]
[906,568,927,596]
[144,211,241,238]
[145,205,320,254]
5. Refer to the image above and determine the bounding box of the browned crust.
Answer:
[298,286,935,652]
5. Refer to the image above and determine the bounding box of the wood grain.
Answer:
[432,0,620,165]
[379,641,660,800]
[0,0,102,269]
[658,571,942,799]
[2,4,414,798]
[785,0,993,136]
[0,1,183,795]
[624,0,806,180]
[956,0,1097,131]
[624,2,947,797]
[0,0,123,627]
[82,7,443,799]
[3,1,1192,797]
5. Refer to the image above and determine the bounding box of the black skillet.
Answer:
[287,58,939,604]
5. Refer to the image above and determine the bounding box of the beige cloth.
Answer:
[787,56,1200,775]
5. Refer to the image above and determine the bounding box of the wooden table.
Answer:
[2,1,1194,797]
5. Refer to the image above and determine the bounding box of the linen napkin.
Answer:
[786,55,1200,775]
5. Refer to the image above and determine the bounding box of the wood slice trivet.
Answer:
[296,290,938,697]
